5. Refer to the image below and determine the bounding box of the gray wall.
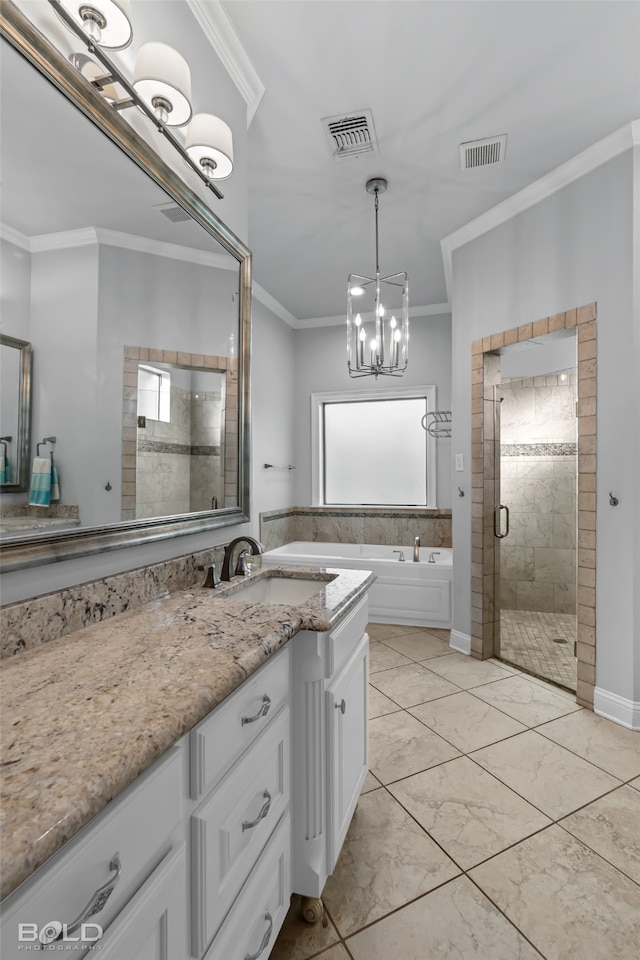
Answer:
[292,314,453,508]
[450,149,638,705]
[251,298,297,521]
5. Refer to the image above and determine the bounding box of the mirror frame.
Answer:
[0,334,32,494]
[0,0,251,572]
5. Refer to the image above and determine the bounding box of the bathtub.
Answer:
[262,541,452,628]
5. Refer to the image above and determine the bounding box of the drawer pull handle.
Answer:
[244,911,273,960]
[242,790,272,831]
[56,853,122,940]
[335,698,346,715]
[241,694,271,726]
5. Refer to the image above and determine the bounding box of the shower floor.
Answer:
[499,609,577,691]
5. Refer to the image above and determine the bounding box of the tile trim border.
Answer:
[593,688,640,731]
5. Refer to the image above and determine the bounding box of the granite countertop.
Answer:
[0,565,375,900]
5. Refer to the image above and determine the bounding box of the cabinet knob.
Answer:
[335,699,346,715]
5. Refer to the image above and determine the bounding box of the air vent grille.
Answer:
[154,203,192,223]
[460,135,507,170]
[322,109,378,160]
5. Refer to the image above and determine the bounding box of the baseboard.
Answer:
[593,687,640,730]
[450,630,471,655]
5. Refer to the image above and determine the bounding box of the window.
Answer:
[311,386,437,507]
[137,364,171,422]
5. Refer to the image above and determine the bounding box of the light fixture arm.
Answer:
[48,0,224,199]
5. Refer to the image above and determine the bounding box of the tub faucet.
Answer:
[413,536,420,562]
[221,536,263,581]
[428,551,441,564]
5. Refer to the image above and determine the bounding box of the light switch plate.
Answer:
[455,453,464,472]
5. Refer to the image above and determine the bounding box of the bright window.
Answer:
[311,386,437,507]
[137,365,171,422]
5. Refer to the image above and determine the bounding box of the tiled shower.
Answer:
[498,371,578,689]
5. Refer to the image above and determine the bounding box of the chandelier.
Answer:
[347,178,409,378]
[49,0,233,199]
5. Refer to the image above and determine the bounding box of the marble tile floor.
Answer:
[270,622,640,960]
[499,608,577,691]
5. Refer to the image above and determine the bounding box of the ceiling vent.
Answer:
[460,134,507,170]
[322,109,378,160]
[154,202,192,223]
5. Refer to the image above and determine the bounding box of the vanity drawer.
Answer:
[191,707,290,957]
[0,746,183,960]
[326,596,368,678]
[203,813,290,960]
[190,645,290,800]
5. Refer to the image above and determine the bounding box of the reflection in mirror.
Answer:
[122,349,238,520]
[0,334,32,493]
[0,6,251,568]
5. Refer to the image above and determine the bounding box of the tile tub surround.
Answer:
[0,544,227,658]
[260,506,452,552]
[471,303,598,711]
[273,622,640,960]
[0,565,375,899]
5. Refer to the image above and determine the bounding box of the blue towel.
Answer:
[0,454,10,484]
[29,457,52,506]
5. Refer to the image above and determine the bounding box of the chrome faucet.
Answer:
[428,551,441,564]
[413,536,420,562]
[221,536,263,581]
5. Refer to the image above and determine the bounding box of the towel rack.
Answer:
[36,436,57,456]
[0,435,12,455]
[421,411,452,439]
[264,463,296,470]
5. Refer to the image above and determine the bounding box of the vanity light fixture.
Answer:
[49,0,232,198]
[346,178,409,378]
[55,0,132,50]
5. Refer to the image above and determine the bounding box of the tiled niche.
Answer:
[471,303,597,710]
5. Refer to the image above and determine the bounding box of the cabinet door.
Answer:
[326,631,368,873]
[98,845,187,960]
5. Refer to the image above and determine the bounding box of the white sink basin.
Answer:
[227,577,326,604]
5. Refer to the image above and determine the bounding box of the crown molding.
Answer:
[292,302,451,330]
[13,225,236,271]
[187,0,265,128]
[0,223,30,250]
[252,282,300,327]
[441,120,640,300]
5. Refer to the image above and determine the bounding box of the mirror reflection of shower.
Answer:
[496,328,578,691]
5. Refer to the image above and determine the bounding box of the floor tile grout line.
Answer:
[532,725,638,782]
[463,872,548,959]
[554,818,640,890]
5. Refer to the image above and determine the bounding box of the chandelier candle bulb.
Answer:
[359,326,366,368]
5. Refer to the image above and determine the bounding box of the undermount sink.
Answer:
[227,577,326,605]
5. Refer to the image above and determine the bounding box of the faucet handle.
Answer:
[198,562,222,588]
[392,549,406,562]
[235,549,251,576]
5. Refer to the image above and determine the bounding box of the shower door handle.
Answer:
[494,504,510,539]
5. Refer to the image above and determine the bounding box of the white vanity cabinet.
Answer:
[290,597,369,899]
[189,646,291,959]
[0,746,187,959]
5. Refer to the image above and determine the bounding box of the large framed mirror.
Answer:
[0,334,32,494]
[0,2,251,571]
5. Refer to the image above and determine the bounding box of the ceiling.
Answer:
[220,0,640,322]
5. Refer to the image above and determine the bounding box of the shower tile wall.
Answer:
[500,374,577,615]
[189,390,223,513]
[136,385,192,518]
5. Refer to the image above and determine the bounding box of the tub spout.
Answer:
[413,536,420,562]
